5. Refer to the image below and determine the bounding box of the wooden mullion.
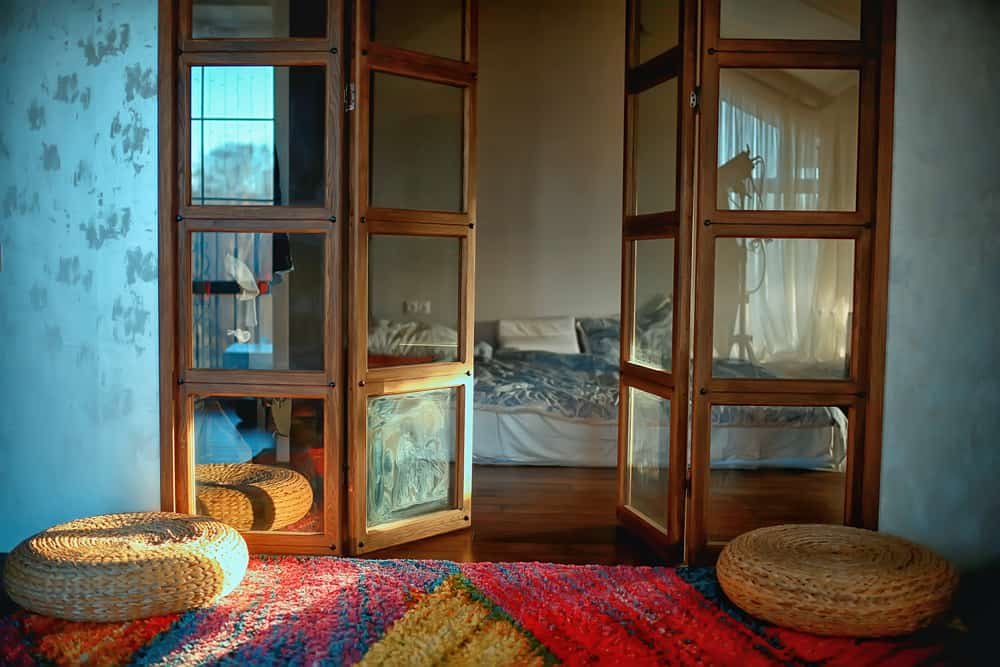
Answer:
[364,208,471,227]
[623,212,679,238]
[707,378,862,396]
[183,370,331,387]
[367,44,476,86]
[627,47,682,94]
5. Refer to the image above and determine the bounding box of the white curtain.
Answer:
[716,71,857,377]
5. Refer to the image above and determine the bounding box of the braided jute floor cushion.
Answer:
[2,512,248,622]
[196,463,314,531]
[717,524,958,637]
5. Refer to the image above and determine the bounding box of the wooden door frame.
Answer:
[346,0,478,555]
[616,0,697,558]
[685,0,896,564]
[157,0,346,555]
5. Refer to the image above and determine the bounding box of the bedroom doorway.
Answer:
[158,0,895,564]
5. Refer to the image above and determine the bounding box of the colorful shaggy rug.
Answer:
[1,557,952,665]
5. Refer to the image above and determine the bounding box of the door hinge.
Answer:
[346,82,357,112]
[689,86,701,112]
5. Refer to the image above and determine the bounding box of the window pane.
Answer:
[720,0,861,41]
[631,238,674,371]
[706,404,847,543]
[626,388,671,531]
[194,396,324,533]
[190,65,326,207]
[637,0,680,65]
[717,69,859,212]
[367,388,458,527]
[713,237,853,379]
[370,73,464,212]
[371,0,464,61]
[192,0,327,39]
[192,232,324,370]
[634,78,678,215]
[368,235,460,367]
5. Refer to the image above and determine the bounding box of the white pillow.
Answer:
[497,316,580,354]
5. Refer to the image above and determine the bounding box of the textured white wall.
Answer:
[879,0,1000,570]
[0,0,160,550]
[475,0,626,324]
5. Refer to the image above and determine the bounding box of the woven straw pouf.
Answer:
[717,524,958,637]
[196,463,314,531]
[2,512,248,622]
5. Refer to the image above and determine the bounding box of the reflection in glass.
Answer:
[370,72,464,211]
[713,237,853,379]
[194,396,324,533]
[367,388,457,527]
[371,0,464,61]
[720,0,861,41]
[636,0,680,65]
[192,0,327,39]
[192,232,324,370]
[717,69,859,211]
[634,78,678,214]
[706,404,847,542]
[627,388,671,530]
[190,65,325,207]
[631,238,674,371]
[368,235,460,367]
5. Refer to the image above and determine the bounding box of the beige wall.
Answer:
[475,0,626,325]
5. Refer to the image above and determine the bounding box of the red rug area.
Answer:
[1,557,953,665]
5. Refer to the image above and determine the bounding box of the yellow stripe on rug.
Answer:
[358,576,551,666]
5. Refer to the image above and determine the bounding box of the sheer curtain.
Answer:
[715,70,858,377]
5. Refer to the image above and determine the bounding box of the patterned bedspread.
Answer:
[474,351,844,433]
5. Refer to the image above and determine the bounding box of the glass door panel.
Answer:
[630,238,675,372]
[369,73,465,212]
[191,231,325,371]
[192,395,326,533]
[719,0,862,41]
[189,65,327,208]
[716,68,860,212]
[712,236,854,379]
[625,387,672,530]
[633,78,679,215]
[367,387,459,527]
[636,0,681,65]
[368,234,461,368]
[705,403,847,542]
[370,0,465,61]
[192,0,329,39]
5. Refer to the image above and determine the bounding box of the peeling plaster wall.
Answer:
[880,0,1000,571]
[0,1,159,550]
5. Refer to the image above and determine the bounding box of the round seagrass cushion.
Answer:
[716,524,958,637]
[196,463,313,531]
[2,512,248,622]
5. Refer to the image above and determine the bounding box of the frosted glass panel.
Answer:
[631,238,674,371]
[634,78,678,214]
[372,0,464,61]
[194,397,324,533]
[192,0,327,38]
[367,388,458,527]
[368,235,461,367]
[706,404,847,543]
[191,232,324,370]
[717,69,859,211]
[720,0,861,41]
[370,73,464,211]
[626,388,671,530]
[713,237,854,379]
[636,0,680,64]
[190,66,326,207]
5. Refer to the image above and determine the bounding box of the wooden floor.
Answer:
[368,465,845,565]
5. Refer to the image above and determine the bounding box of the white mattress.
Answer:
[472,406,845,471]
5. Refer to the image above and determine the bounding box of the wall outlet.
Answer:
[419,300,432,314]
[403,300,420,314]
